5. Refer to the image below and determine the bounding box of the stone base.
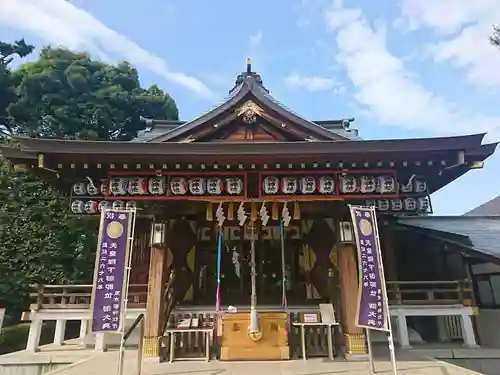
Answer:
[344,333,367,356]
[143,336,161,357]
[345,353,369,361]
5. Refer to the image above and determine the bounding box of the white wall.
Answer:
[476,309,500,348]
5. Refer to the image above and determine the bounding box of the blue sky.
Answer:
[1,0,500,215]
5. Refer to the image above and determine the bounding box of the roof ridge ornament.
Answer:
[236,100,263,124]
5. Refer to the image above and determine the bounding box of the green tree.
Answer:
[8,47,178,141]
[0,39,34,139]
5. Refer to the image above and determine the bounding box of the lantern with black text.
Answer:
[170,177,188,195]
[207,177,223,195]
[281,176,298,194]
[189,177,205,195]
[417,197,430,212]
[378,175,396,193]
[340,175,357,194]
[85,200,99,214]
[98,201,111,212]
[226,177,243,195]
[99,180,108,195]
[126,201,137,210]
[378,199,390,211]
[404,198,417,211]
[71,200,85,214]
[86,181,99,196]
[148,177,165,195]
[414,179,427,193]
[110,178,128,195]
[391,199,403,211]
[72,182,86,196]
[263,176,279,194]
[318,176,335,194]
[360,175,376,193]
[128,177,149,195]
[112,200,125,210]
[299,176,316,194]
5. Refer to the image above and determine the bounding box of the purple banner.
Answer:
[349,205,389,332]
[90,210,132,333]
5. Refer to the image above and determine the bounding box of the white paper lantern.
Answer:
[110,178,128,195]
[148,177,166,195]
[299,176,316,194]
[100,180,108,195]
[400,180,413,193]
[98,201,111,212]
[226,177,243,195]
[340,175,357,193]
[72,182,87,196]
[417,197,430,212]
[126,201,137,210]
[281,177,298,194]
[391,199,403,211]
[365,199,376,207]
[207,177,224,195]
[404,198,417,211]
[84,200,99,214]
[378,176,396,194]
[263,176,279,194]
[414,179,427,193]
[112,200,125,210]
[318,176,335,194]
[378,199,390,211]
[86,181,99,196]
[71,200,85,214]
[360,176,376,193]
[189,177,205,195]
[170,177,188,195]
[128,177,149,195]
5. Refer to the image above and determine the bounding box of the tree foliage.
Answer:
[0,43,180,319]
[7,46,178,140]
[490,25,500,48]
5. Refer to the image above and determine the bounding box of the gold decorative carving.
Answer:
[344,333,367,355]
[236,100,263,124]
[143,336,161,357]
[248,330,263,341]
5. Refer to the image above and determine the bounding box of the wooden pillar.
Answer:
[143,245,168,358]
[338,244,367,357]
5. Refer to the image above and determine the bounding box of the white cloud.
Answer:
[396,0,500,88]
[0,0,213,98]
[324,0,500,139]
[284,73,341,92]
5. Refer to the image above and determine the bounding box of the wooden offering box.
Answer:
[220,312,290,361]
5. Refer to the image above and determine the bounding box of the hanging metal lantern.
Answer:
[148,177,166,195]
[70,200,85,214]
[263,176,279,194]
[86,181,99,196]
[378,175,396,193]
[414,179,427,193]
[281,176,297,194]
[377,199,390,211]
[340,175,357,193]
[110,178,128,195]
[299,176,316,194]
[128,177,149,195]
[318,175,335,194]
[188,177,205,195]
[207,177,223,195]
[72,182,87,196]
[112,200,125,210]
[417,196,430,212]
[391,199,403,211]
[360,175,376,193]
[98,201,111,212]
[170,177,188,195]
[404,198,417,211]
[84,200,99,214]
[226,177,243,195]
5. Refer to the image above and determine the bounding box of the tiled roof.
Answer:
[464,196,500,216]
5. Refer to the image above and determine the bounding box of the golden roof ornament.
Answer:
[236,100,263,124]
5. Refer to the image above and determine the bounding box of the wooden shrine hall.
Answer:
[1,59,498,362]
